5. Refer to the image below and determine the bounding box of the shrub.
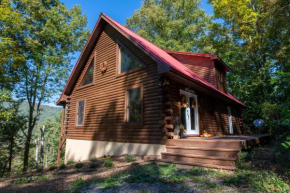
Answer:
[71,177,84,189]
[125,155,136,162]
[13,175,48,184]
[36,167,43,172]
[67,160,75,165]
[32,175,48,181]
[236,151,250,169]
[58,164,66,170]
[159,164,176,177]
[89,157,98,162]
[89,162,99,169]
[49,166,57,171]
[104,158,113,168]
[102,178,118,189]
[75,163,84,169]
[14,177,27,184]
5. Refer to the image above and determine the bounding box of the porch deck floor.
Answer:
[181,134,273,148]
[186,134,270,140]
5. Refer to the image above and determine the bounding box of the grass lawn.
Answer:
[70,137,290,193]
[71,162,289,192]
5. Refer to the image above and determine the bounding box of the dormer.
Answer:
[165,50,230,93]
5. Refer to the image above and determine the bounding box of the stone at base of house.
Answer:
[65,139,166,163]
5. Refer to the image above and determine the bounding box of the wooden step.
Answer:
[167,139,242,150]
[157,159,236,170]
[183,134,200,138]
[166,146,240,158]
[161,152,236,167]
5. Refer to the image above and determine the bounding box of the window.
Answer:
[118,45,142,74]
[80,60,94,86]
[126,87,142,123]
[76,100,85,126]
[220,74,223,82]
[227,106,233,134]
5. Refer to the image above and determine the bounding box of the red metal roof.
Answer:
[165,50,231,72]
[56,13,245,107]
[165,50,218,58]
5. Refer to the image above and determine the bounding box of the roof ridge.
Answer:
[164,50,218,58]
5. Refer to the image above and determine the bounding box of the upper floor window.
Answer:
[80,60,94,86]
[220,74,223,82]
[118,44,142,74]
[126,87,142,123]
[76,100,85,126]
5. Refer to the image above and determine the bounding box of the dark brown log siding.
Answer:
[168,54,216,87]
[168,78,244,136]
[65,24,166,144]
[215,62,227,93]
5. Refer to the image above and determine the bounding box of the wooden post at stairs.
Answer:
[57,104,66,166]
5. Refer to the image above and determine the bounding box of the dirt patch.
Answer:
[1,151,289,193]
[0,156,152,193]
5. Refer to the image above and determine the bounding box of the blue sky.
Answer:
[46,0,214,107]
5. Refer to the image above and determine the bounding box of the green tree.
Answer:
[126,0,213,53]
[35,112,62,167]
[0,99,26,177]
[209,0,290,132]
[9,0,90,171]
[0,0,25,89]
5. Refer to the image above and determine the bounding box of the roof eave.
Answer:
[168,68,246,107]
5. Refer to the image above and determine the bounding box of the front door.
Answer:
[180,90,199,135]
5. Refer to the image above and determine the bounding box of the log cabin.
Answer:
[56,13,250,169]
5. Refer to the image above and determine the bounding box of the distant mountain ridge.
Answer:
[18,102,62,124]
[3,101,62,124]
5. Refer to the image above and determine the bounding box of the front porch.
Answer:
[182,134,273,148]
[158,134,273,170]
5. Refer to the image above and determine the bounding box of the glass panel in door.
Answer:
[189,96,196,131]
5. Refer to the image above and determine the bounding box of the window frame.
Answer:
[78,56,95,88]
[116,40,145,76]
[124,85,143,124]
[76,100,85,127]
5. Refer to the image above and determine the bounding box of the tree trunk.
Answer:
[40,125,45,167]
[23,105,36,171]
[8,137,14,172]
[35,138,39,168]
[0,160,8,178]
[23,126,33,171]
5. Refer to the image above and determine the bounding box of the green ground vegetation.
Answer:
[70,137,290,192]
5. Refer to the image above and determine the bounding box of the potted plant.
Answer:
[179,123,186,138]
